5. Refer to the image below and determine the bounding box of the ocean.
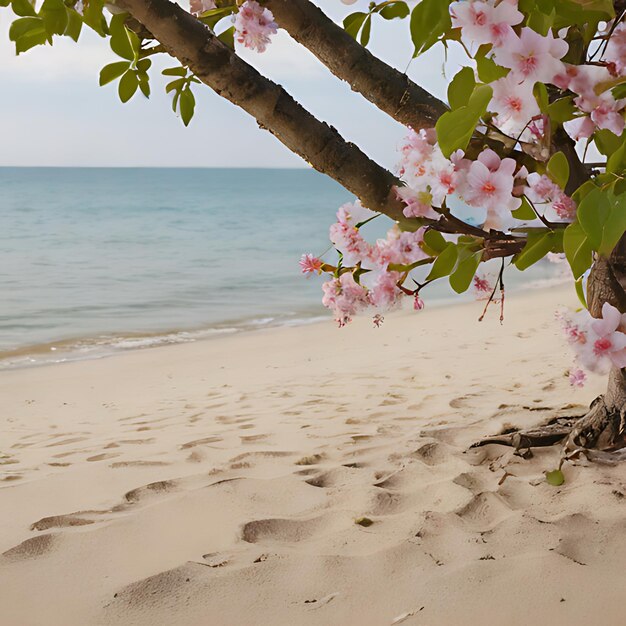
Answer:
[0,167,566,368]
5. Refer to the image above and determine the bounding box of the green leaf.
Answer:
[360,14,371,47]
[166,77,186,94]
[118,69,139,103]
[595,129,623,156]
[448,67,475,110]
[136,58,151,72]
[343,12,367,39]
[426,243,458,281]
[422,229,447,254]
[607,139,626,175]
[436,84,492,157]
[217,25,235,49]
[514,231,557,270]
[410,0,451,56]
[379,1,409,19]
[578,191,610,250]
[546,97,576,124]
[475,46,509,83]
[64,8,82,41]
[138,74,150,98]
[563,221,593,279]
[162,66,187,77]
[197,5,236,30]
[533,82,549,113]
[179,87,196,126]
[11,0,36,17]
[512,196,537,221]
[547,151,569,189]
[99,60,130,86]
[82,0,106,36]
[109,13,136,61]
[545,469,565,486]
[449,251,481,294]
[40,0,68,35]
[9,16,47,53]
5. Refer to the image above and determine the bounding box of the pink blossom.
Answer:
[605,22,626,76]
[233,1,277,53]
[473,274,492,294]
[450,0,522,47]
[490,75,541,137]
[555,64,626,136]
[299,254,323,275]
[372,228,427,268]
[525,173,576,222]
[329,203,375,266]
[321,272,369,326]
[395,186,438,220]
[367,270,403,309]
[568,368,587,388]
[562,304,626,373]
[414,295,425,311]
[462,149,521,230]
[563,116,595,141]
[494,27,568,83]
[190,0,215,15]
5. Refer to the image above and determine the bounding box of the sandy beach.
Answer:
[1,286,624,626]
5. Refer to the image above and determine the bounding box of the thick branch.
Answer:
[264,0,448,130]
[117,0,407,220]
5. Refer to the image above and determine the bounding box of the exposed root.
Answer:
[471,396,626,464]
[470,415,583,452]
[564,397,626,453]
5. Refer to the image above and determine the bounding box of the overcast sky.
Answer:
[0,0,461,168]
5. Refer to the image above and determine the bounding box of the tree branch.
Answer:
[264,0,448,130]
[116,0,408,220]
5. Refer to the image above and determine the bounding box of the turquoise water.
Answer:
[0,167,565,368]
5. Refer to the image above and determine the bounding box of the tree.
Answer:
[5,0,626,460]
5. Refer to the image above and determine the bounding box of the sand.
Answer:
[1,286,625,626]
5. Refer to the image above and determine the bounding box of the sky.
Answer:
[0,0,461,168]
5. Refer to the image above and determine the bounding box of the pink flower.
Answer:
[190,0,215,15]
[329,203,376,266]
[368,270,403,309]
[563,116,595,141]
[462,149,521,230]
[414,295,425,311]
[299,254,323,275]
[494,27,568,83]
[490,75,541,137]
[450,0,522,47]
[321,272,369,327]
[473,274,492,294]
[233,0,277,53]
[605,22,626,76]
[568,368,587,388]
[395,186,438,220]
[525,173,576,222]
[589,303,626,368]
[372,228,427,268]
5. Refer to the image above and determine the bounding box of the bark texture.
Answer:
[264,0,448,130]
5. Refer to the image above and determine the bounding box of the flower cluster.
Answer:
[559,303,626,380]
[233,0,278,53]
[451,0,626,140]
[526,173,576,221]
[310,202,430,325]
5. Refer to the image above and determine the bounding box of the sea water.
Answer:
[0,167,566,368]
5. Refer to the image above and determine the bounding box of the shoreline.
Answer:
[0,276,569,371]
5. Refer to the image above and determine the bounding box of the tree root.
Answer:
[471,394,626,464]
